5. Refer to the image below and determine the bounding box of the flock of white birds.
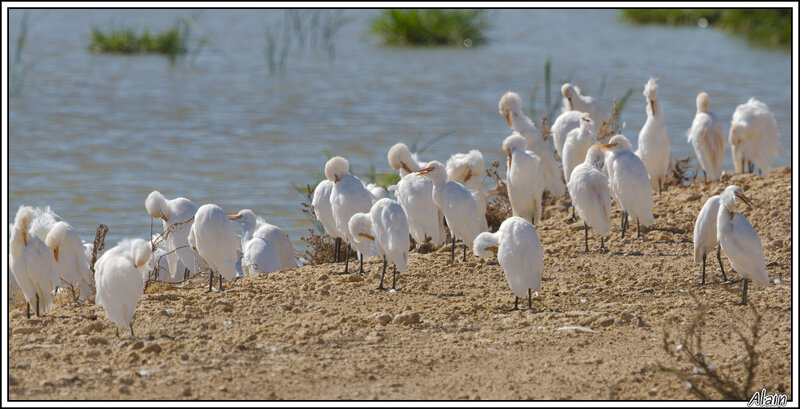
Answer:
[9,78,783,336]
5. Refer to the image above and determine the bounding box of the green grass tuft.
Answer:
[620,9,790,50]
[369,9,489,46]
[89,21,189,57]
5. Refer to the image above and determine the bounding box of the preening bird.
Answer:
[227,209,296,270]
[567,144,612,252]
[45,221,93,299]
[502,133,544,226]
[446,149,488,232]
[692,193,729,285]
[188,204,240,292]
[312,179,343,263]
[327,156,377,274]
[473,216,543,311]
[387,143,445,247]
[9,205,60,319]
[94,238,151,337]
[605,134,654,238]
[349,198,410,290]
[241,237,281,275]
[29,205,63,243]
[498,91,566,198]
[364,182,391,203]
[729,97,786,174]
[145,191,200,280]
[562,113,598,185]
[635,77,671,194]
[561,83,608,126]
[551,110,583,160]
[716,186,769,305]
[415,160,481,261]
[686,92,725,182]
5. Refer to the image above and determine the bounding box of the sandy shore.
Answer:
[7,166,792,400]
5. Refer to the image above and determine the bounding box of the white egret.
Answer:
[188,204,240,292]
[364,182,392,203]
[446,149,488,232]
[502,133,544,226]
[327,156,377,274]
[605,134,654,238]
[498,91,566,198]
[312,179,343,262]
[552,110,582,159]
[29,206,63,243]
[686,92,725,182]
[473,216,543,311]
[241,237,281,275]
[729,97,785,174]
[349,198,410,290]
[716,186,768,304]
[562,113,598,185]
[415,161,481,261]
[387,143,445,247]
[635,77,671,194]
[227,209,296,270]
[45,221,93,299]
[145,191,200,281]
[567,144,612,252]
[560,83,608,126]
[692,194,729,285]
[9,206,59,318]
[94,238,151,337]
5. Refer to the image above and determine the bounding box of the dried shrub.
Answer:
[669,156,694,187]
[299,184,355,265]
[596,97,622,143]
[658,300,763,400]
[484,160,512,232]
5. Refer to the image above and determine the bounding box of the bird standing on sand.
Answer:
[636,77,671,194]
[188,204,240,292]
[312,179,343,263]
[605,134,654,238]
[716,186,769,305]
[415,161,481,262]
[349,198,410,290]
[502,133,544,226]
[227,209,297,270]
[692,193,729,284]
[94,238,151,337]
[686,92,725,183]
[327,156,377,275]
[10,206,60,319]
[729,97,785,175]
[446,149,488,232]
[473,216,543,311]
[388,143,445,248]
[567,144,612,253]
[498,91,565,198]
[145,191,199,280]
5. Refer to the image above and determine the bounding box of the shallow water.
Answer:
[8,9,791,250]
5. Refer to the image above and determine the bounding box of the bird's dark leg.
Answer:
[26,303,30,320]
[703,170,707,184]
[621,212,628,239]
[116,328,119,338]
[36,294,40,317]
[359,253,364,275]
[658,179,662,195]
[716,245,728,282]
[504,296,519,311]
[334,237,341,263]
[748,161,754,174]
[734,279,749,305]
[378,256,386,290]
[571,205,576,222]
[584,222,589,253]
[208,270,214,292]
[130,323,135,338]
[451,235,456,261]
[637,218,640,238]
[599,236,606,254]
[184,268,190,281]
[391,264,397,290]
[700,253,707,285]
[462,244,467,262]
[218,273,224,292]
[528,289,533,310]
[331,243,351,274]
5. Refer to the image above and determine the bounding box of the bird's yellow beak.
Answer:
[600,142,617,150]
[486,245,499,254]
[568,97,574,110]
[22,231,27,246]
[464,169,472,182]
[400,162,412,174]
[650,100,655,114]
[227,214,241,221]
[334,175,340,183]
[54,246,59,262]
[504,112,512,128]
[359,232,375,241]
[415,166,435,175]
[734,191,753,209]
